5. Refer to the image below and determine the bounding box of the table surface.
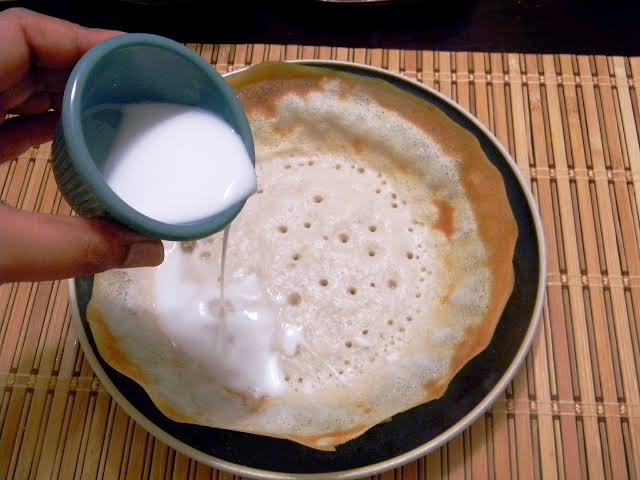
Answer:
[3,2,640,478]
[3,44,640,479]
[3,0,640,56]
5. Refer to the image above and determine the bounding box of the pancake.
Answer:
[88,63,517,450]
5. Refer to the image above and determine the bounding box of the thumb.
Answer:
[0,205,164,283]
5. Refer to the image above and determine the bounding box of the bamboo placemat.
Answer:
[2,45,640,479]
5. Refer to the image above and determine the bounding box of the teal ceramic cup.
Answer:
[52,33,255,241]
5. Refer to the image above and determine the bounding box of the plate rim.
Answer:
[68,59,547,480]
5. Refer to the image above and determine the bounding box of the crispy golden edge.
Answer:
[88,304,195,423]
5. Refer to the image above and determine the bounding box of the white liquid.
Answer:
[219,225,231,307]
[100,103,257,224]
[153,241,303,397]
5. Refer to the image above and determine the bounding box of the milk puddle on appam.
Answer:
[155,230,305,399]
[88,63,517,450]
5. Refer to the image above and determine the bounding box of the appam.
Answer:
[70,61,545,478]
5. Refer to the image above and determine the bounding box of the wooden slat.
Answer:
[542,54,605,479]
[2,47,640,480]
[475,51,513,480]
[525,53,584,480]
[559,54,629,479]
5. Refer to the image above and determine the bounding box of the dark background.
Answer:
[2,0,640,56]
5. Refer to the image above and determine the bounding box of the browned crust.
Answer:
[88,303,196,424]
[433,199,455,239]
[87,303,149,386]
[284,423,373,451]
[439,132,518,399]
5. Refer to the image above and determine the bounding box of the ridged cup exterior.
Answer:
[52,126,107,218]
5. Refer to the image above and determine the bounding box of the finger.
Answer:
[0,112,58,164]
[0,8,122,91]
[0,205,164,283]
[51,93,63,112]
[10,93,52,116]
[0,69,71,115]
[0,73,35,114]
[36,68,72,93]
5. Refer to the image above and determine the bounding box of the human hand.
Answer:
[0,8,164,283]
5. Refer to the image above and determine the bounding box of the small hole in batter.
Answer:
[308,160,315,166]
[336,164,342,170]
[368,250,376,257]
[369,225,377,232]
[357,167,365,173]
[339,233,349,243]
[304,222,311,228]
[347,287,357,295]
[345,341,353,348]
[406,316,413,322]
[292,253,301,261]
[313,195,324,203]
[416,293,422,298]
[387,319,394,325]
[200,251,211,260]
[376,189,381,194]
[391,203,398,208]
[370,282,376,287]
[362,329,369,335]
[285,375,290,382]
[257,188,263,194]
[319,278,329,287]
[285,164,292,169]
[388,279,397,289]
[181,241,197,253]
[278,225,288,233]
[298,377,303,383]
[399,326,406,332]
[406,251,414,259]
[288,292,301,306]
[408,227,414,232]
[391,193,397,199]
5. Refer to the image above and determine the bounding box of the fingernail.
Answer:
[121,242,164,268]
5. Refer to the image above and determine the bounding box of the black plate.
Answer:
[71,62,545,479]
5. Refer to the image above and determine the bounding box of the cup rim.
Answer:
[62,33,256,240]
